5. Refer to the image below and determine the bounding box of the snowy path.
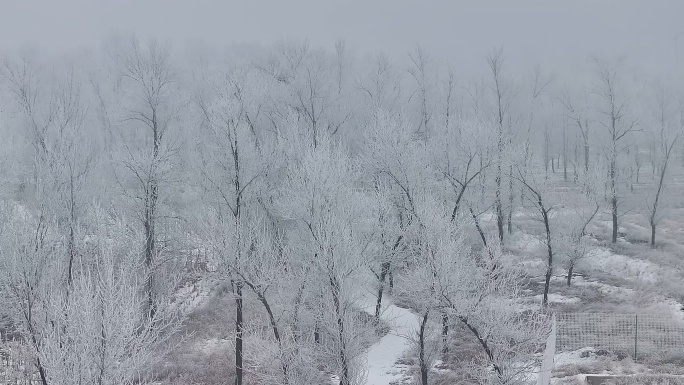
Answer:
[362,299,420,385]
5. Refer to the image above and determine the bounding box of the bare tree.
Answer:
[277,134,372,385]
[486,48,512,243]
[111,36,182,318]
[559,87,592,173]
[356,52,403,116]
[407,45,432,135]
[400,198,548,385]
[592,57,638,243]
[513,163,556,307]
[523,66,553,171]
[362,111,430,324]
[557,183,601,286]
[0,205,181,385]
[196,67,267,385]
[646,82,681,247]
[442,64,458,131]
[431,117,495,224]
[262,40,348,148]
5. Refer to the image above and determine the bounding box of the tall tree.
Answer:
[646,82,680,247]
[592,57,638,243]
[197,68,266,385]
[560,87,592,173]
[486,48,512,243]
[111,37,182,318]
[277,133,372,385]
[407,45,432,136]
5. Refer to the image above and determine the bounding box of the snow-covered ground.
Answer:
[583,248,661,284]
[361,299,420,385]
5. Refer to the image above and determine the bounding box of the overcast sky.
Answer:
[1,0,682,73]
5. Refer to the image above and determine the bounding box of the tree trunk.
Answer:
[567,263,574,286]
[388,271,394,292]
[544,126,550,180]
[145,110,160,320]
[292,281,305,342]
[507,165,513,234]
[584,142,590,173]
[458,316,503,378]
[442,312,449,354]
[235,282,243,385]
[36,356,49,385]
[331,276,350,385]
[67,175,77,287]
[611,157,618,244]
[611,195,618,244]
[374,261,391,325]
[375,235,402,323]
[542,203,553,308]
[257,292,288,381]
[496,194,504,243]
[573,139,579,182]
[651,222,656,248]
[144,213,156,319]
[563,128,568,181]
[419,311,430,385]
[496,160,504,243]
[314,322,320,344]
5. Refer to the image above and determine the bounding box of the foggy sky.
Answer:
[1,0,682,73]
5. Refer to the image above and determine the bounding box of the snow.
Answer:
[665,298,684,323]
[195,337,232,354]
[533,293,581,304]
[551,275,635,300]
[509,231,545,253]
[170,276,218,314]
[479,212,497,223]
[583,248,660,284]
[361,299,420,385]
[570,247,684,323]
[554,347,600,368]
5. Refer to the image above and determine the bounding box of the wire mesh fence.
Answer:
[0,331,37,385]
[556,313,684,359]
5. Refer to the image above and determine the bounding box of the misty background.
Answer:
[1,0,683,73]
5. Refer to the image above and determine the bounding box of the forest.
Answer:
[0,34,683,385]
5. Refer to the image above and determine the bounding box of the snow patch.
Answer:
[509,231,544,253]
[195,337,231,354]
[583,248,660,284]
[363,300,419,385]
[556,275,635,299]
[533,293,581,304]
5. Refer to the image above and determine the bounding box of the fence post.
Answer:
[634,314,638,361]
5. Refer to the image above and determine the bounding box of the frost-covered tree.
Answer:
[644,82,680,247]
[592,57,639,243]
[361,111,432,322]
[276,132,373,385]
[400,198,548,385]
[556,179,601,286]
[100,36,185,319]
[195,65,269,385]
[357,52,403,117]
[0,205,182,385]
[513,157,559,308]
[486,48,516,243]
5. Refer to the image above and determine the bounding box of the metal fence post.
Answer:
[634,314,638,360]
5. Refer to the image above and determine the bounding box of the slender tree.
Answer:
[646,83,680,247]
[592,57,638,243]
[486,48,511,243]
